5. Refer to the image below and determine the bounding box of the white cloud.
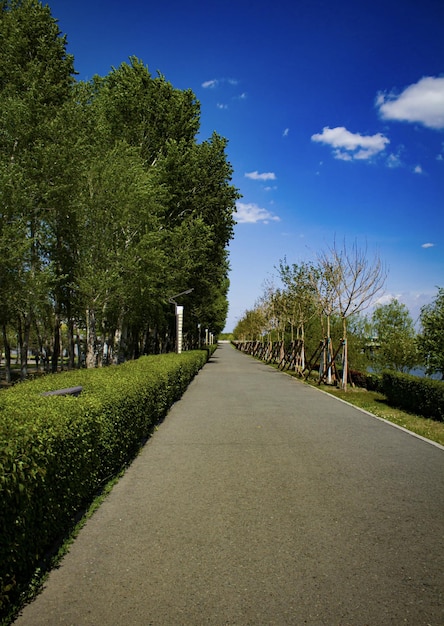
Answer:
[217,103,228,110]
[202,79,218,88]
[413,164,423,174]
[202,77,241,90]
[311,126,389,161]
[283,128,289,137]
[422,242,435,248]
[245,171,277,181]
[376,76,444,129]
[386,152,403,168]
[234,202,280,224]
[372,291,434,325]
[373,293,402,307]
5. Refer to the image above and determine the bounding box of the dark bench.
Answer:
[42,386,83,397]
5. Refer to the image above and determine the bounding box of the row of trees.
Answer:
[0,0,240,380]
[233,241,444,386]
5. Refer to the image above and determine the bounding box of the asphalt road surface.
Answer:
[15,342,444,625]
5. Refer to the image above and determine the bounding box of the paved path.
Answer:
[16,343,444,625]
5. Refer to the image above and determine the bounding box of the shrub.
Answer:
[382,371,444,421]
[347,370,383,392]
[0,350,209,619]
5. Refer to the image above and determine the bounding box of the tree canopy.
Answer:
[418,287,444,379]
[0,0,239,375]
[233,250,443,387]
[371,299,418,373]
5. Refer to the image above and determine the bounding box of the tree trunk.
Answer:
[86,307,98,368]
[34,319,44,372]
[114,320,128,364]
[342,317,348,391]
[76,333,82,368]
[51,313,61,373]
[67,318,75,369]
[2,323,11,384]
[18,313,31,381]
[301,325,305,371]
[326,315,332,384]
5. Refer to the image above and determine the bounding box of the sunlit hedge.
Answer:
[0,350,209,618]
[382,371,444,422]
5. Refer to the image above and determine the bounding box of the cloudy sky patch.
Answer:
[376,76,444,130]
[235,202,280,224]
[245,171,277,181]
[311,126,390,161]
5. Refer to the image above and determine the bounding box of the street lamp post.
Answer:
[168,289,193,354]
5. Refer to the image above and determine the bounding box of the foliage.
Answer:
[382,370,444,421]
[233,241,387,386]
[0,349,209,618]
[371,299,419,372]
[0,2,238,373]
[233,307,267,341]
[418,286,444,379]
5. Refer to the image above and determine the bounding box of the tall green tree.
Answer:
[0,0,76,377]
[418,287,444,379]
[85,58,238,349]
[156,134,239,338]
[93,57,200,165]
[371,299,418,372]
[1,4,238,369]
[75,140,166,366]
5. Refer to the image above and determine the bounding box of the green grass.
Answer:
[312,383,444,447]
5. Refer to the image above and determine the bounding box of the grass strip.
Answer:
[311,384,444,447]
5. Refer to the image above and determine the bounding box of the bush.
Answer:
[348,370,383,392]
[382,371,444,421]
[0,350,209,619]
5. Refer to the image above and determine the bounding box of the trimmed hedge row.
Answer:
[0,350,209,618]
[349,370,383,392]
[349,369,443,420]
[382,371,444,422]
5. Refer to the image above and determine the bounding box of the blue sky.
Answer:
[47,0,444,332]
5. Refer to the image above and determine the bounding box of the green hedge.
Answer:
[382,371,444,421]
[0,350,209,618]
[349,370,383,392]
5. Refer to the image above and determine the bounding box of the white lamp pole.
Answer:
[168,289,193,354]
[175,305,184,354]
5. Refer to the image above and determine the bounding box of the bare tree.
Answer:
[318,239,387,390]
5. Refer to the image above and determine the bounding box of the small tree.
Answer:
[318,240,387,389]
[418,287,444,379]
[311,259,338,383]
[233,307,266,341]
[371,299,418,372]
[277,259,318,372]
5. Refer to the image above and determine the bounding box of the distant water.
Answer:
[409,367,441,381]
[367,366,441,380]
